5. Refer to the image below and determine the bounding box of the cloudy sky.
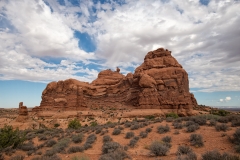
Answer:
[0,0,240,108]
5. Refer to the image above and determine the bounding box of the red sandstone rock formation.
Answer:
[18,102,28,116]
[35,48,197,116]
[16,102,29,122]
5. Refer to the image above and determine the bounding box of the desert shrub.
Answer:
[176,145,192,155]
[68,146,84,153]
[129,139,138,148]
[173,122,183,129]
[130,123,139,130]
[190,134,204,147]
[68,119,81,129]
[185,121,196,126]
[10,155,24,160]
[19,141,36,151]
[54,123,60,128]
[117,126,124,130]
[124,122,131,128]
[177,152,197,160]
[174,117,184,123]
[90,121,98,127]
[191,116,207,125]
[26,132,36,140]
[218,117,229,123]
[157,125,170,134]
[45,139,57,147]
[231,128,240,153]
[139,131,148,138]
[149,141,170,156]
[102,141,121,154]
[50,138,70,154]
[161,136,171,143]
[145,115,155,120]
[146,127,152,133]
[166,112,179,119]
[103,135,112,143]
[0,125,26,150]
[154,118,163,123]
[112,128,121,135]
[35,128,45,134]
[213,109,229,116]
[231,118,240,127]
[221,152,240,160]
[209,119,216,126]
[125,132,134,139]
[44,149,57,157]
[166,117,174,122]
[84,134,97,150]
[72,133,84,143]
[215,123,229,132]
[99,148,129,160]
[27,150,35,156]
[202,150,222,160]
[38,134,47,141]
[83,143,92,150]
[129,136,139,148]
[32,154,62,160]
[186,124,199,132]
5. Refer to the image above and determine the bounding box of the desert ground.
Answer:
[1,108,240,160]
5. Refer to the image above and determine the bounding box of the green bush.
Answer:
[145,115,155,120]
[90,121,98,127]
[166,112,179,119]
[68,119,81,129]
[213,110,229,116]
[0,125,26,150]
[54,123,60,128]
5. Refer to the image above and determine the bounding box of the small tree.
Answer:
[68,119,81,129]
[0,125,26,150]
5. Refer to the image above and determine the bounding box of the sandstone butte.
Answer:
[33,48,198,116]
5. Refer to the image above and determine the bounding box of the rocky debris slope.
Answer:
[34,48,197,116]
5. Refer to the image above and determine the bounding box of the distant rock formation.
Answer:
[16,102,28,122]
[18,102,28,116]
[34,48,197,116]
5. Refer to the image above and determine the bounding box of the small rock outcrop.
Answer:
[34,48,197,116]
[16,102,29,122]
[19,102,28,116]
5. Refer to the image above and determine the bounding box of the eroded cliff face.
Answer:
[34,48,197,116]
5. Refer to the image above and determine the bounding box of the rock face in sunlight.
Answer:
[34,48,197,116]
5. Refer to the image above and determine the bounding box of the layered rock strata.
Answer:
[34,48,197,116]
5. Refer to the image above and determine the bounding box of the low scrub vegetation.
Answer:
[149,141,171,156]
[157,124,170,134]
[190,134,204,147]
[202,150,240,160]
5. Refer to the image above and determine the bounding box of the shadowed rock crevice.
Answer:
[33,48,197,116]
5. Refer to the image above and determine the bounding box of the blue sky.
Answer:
[0,0,240,108]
